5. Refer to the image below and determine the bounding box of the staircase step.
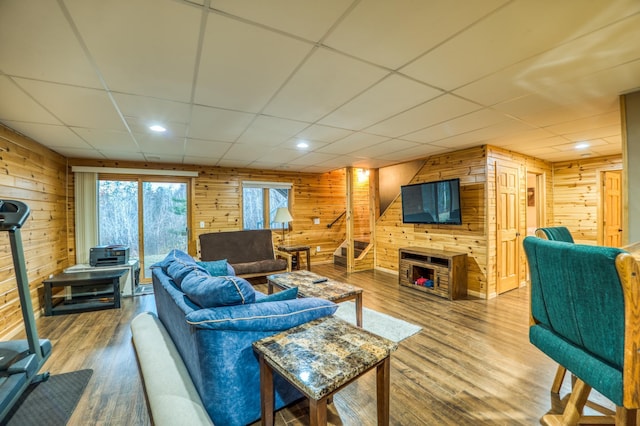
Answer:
[333,254,347,267]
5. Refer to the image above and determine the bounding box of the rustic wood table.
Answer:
[253,316,397,426]
[277,245,311,270]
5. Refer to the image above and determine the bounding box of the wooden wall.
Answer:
[67,159,348,265]
[375,146,489,296]
[0,125,69,337]
[551,155,623,244]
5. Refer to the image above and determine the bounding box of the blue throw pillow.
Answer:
[196,260,234,276]
[181,269,255,308]
[255,287,298,303]
[153,249,207,288]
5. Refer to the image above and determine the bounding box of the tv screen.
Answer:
[401,178,462,225]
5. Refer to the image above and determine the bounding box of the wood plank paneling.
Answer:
[0,124,69,336]
[551,155,622,245]
[375,146,489,296]
[66,159,349,266]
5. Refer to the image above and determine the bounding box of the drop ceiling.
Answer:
[1,0,639,173]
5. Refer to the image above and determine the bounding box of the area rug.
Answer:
[135,284,154,296]
[334,302,422,342]
[2,369,93,426]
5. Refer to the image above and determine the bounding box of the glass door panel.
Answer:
[142,181,188,279]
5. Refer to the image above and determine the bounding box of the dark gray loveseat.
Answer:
[199,229,288,279]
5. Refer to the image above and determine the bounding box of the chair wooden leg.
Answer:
[615,407,637,426]
[551,365,567,393]
[542,378,591,426]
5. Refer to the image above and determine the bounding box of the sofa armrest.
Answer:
[185,298,336,332]
[275,250,293,272]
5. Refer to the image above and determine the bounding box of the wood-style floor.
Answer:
[23,264,607,425]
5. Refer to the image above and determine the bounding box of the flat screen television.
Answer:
[401,178,462,225]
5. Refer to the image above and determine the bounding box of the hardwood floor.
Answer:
[20,264,607,425]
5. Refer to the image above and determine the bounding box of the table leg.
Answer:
[259,354,275,426]
[309,397,328,426]
[376,357,391,426]
[267,281,274,295]
[355,293,363,328]
[44,282,52,316]
[306,248,311,271]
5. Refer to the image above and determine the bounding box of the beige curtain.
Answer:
[74,172,98,264]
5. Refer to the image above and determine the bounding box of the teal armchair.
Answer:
[535,226,575,243]
[533,226,575,393]
[523,237,640,425]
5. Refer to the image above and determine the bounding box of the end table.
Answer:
[277,245,311,271]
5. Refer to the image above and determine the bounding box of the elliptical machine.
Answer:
[0,200,52,420]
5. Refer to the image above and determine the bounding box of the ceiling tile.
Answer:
[366,94,482,138]
[403,108,514,143]
[52,147,107,159]
[357,139,420,159]
[196,13,314,112]
[237,116,309,146]
[493,93,619,127]
[15,79,126,130]
[113,94,191,128]
[2,122,92,149]
[0,76,62,124]
[136,134,185,156]
[98,150,146,162]
[65,0,202,101]
[189,105,254,141]
[318,132,389,155]
[319,74,442,130]
[295,125,353,143]
[0,1,102,88]
[222,143,274,162]
[263,48,388,122]
[324,0,509,69]
[289,151,341,166]
[209,0,351,41]
[72,128,139,151]
[184,139,232,158]
[401,1,640,90]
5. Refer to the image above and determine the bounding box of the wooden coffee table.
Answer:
[253,316,397,426]
[267,270,363,327]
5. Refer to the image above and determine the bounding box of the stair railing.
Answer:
[327,211,346,229]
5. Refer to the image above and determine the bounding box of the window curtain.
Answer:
[74,172,98,264]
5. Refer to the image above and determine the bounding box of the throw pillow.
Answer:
[255,287,298,303]
[181,270,255,308]
[196,259,234,276]
[153,249,207,288]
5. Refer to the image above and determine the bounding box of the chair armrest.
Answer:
[275,250,293,272]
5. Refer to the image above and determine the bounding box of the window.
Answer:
[242,181,292,230]
[97,177,190,281]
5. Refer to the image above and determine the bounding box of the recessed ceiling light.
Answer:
[149,124,167,132]
[575,142,590,150]
[297,141,309,149]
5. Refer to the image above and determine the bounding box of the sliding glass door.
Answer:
[98,177,190,282]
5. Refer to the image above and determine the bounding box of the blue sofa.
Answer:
[151,250,337,426]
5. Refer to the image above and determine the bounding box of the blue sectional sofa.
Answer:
[151,250,337,426]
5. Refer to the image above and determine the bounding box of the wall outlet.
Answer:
[200,221,205,228]
[313,217,320,225]
[316,246,321,252]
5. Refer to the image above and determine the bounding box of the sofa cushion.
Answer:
[196,260,235,276]
[181,269,255,308]
[255,287,298,303]
[232,259,287,276]
[185,298,337,331]
[153,250,208,288]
